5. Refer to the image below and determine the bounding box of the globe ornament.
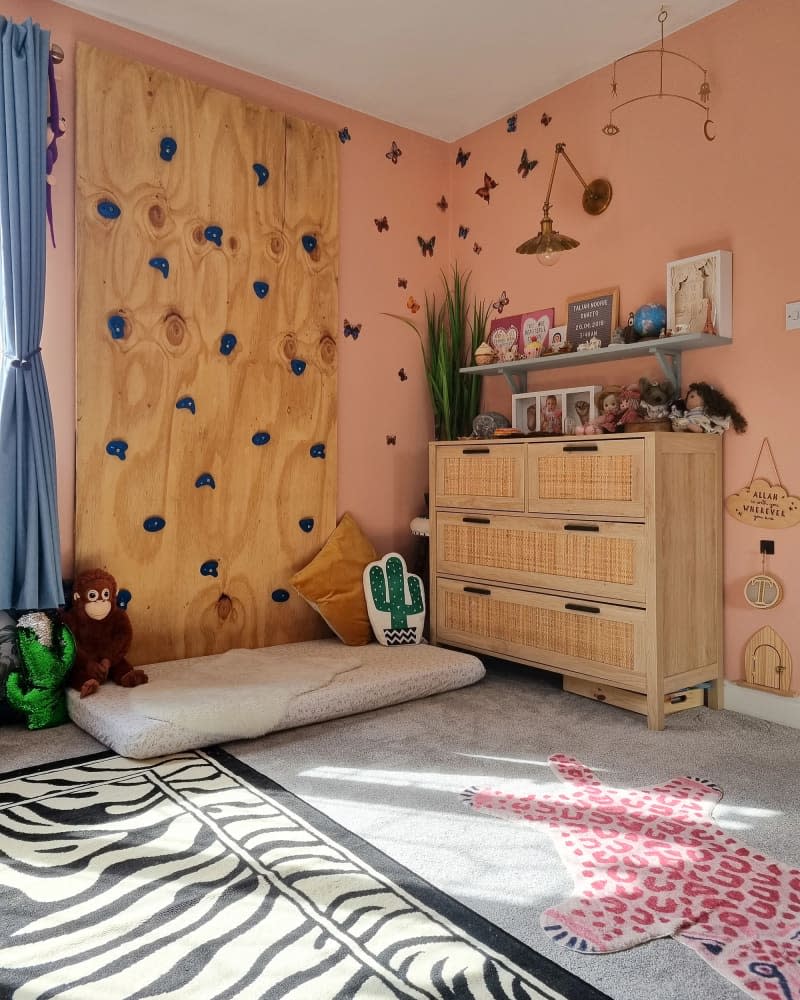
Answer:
[633,303,667,340]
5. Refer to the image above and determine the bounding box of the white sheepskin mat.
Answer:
[66,639,485,758]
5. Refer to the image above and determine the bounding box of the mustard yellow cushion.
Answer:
[290,513,377,646]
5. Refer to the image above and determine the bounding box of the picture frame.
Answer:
[565,287,620,350]
[512,384,602,434]
[519,308,555,358]
[488,315,522,361]
[544,323,567,353]
[666,250,732,340]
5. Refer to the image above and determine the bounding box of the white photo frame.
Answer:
[512,385,602,434]
[666,250,732,340]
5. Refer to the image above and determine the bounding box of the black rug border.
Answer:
[0,746,611,1000]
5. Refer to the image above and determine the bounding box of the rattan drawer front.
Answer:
[436,513,647,603]
[434,444,525,511]
[527,439,645,517]
[436,578,646,681]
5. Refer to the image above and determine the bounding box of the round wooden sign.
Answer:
[743,573,783,609]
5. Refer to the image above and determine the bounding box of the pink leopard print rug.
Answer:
[463,754,800,999]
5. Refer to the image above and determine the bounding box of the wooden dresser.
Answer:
[429,432,723,730]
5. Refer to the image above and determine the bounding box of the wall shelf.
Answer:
[460,332,732,393]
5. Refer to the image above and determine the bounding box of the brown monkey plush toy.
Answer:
[62,569,148,698]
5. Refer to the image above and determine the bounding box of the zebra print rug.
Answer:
[0,748,609,999]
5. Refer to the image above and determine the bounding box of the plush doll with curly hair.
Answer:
[670,382,747,435]
[62,569,148,698]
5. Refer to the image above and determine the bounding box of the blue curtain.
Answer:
[0,17,62,610]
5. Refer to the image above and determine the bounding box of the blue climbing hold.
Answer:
[117,588,132,610]
[160,137,177,161]
[310,443,326,459]
[301,234,318,253]
[220,333,237,356]
[299,518,315,533]
[253,281,269,299]
[143,516,166,533]
[108,315,126,340]
[149,257,169,278]
[252,431,271,446]
[106,439,128,461]
[204,225,223,246]
[97,200,121,219]
[200,560,219,578]
[253,163,269,186]
[176,396,196,414]
[291,359,307,376]
[271,589,290,603]
[195,473,216,489]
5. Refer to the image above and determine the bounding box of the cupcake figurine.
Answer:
[474,342,496,366]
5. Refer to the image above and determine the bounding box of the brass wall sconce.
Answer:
[515,142,612,267]
[602,8,714,141]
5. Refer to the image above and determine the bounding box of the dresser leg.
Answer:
[706,677,724,710]
[646,689,666,731]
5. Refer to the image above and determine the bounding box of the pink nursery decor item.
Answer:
[463,753,800,1000]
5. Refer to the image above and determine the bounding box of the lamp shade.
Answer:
[515,217,580,256]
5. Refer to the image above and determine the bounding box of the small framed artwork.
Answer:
[520,308,555,358]
[511,390,541,433]
[563,385,603,434]
[544,323,567,353]
[565,287,619,349]
[666,250,732,339]
[488,314,522,361]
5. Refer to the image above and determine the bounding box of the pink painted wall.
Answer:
[9,0,800,694]
[446,0,800,690]
[8,0,449,569]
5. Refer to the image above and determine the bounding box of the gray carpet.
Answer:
[3,658,799,1000]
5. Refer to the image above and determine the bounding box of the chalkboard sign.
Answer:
[565,287,619,349]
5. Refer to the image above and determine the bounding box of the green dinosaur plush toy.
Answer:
[3,611,76,729]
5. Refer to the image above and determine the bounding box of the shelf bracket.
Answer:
[649,346,681,392]
[500,368,528,394]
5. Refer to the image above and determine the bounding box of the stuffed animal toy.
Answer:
[595,386,623,433]
[617,383,643,427]
[1,611,75,729]
[669,381,747,435]
[638,378,675,421]
[62,569,148,698]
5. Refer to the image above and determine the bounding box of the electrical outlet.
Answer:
[786,301,800,330]
[760,539,775,555]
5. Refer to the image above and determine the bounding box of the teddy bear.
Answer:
[61,569,148,698]
[638,378,675,422]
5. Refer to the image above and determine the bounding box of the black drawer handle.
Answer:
[565,602,601,614]
[462,447,490,454]
[669,694,688,705]
[464,586,491,596]
[564,523,600,532]
[463,516,491,525]
[563,444,598,452]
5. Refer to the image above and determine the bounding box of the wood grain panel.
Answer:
[75,45,338,664]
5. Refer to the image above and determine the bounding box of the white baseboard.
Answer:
[723,681,800,730]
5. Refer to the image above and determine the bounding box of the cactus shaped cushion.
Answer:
[364,553,426,645]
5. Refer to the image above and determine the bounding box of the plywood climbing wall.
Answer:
[75,45,338,665]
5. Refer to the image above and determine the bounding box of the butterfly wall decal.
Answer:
[473,242,483,255]
[458,225,469,239]
[475,173,498,202]
[386,435,397,446]
[507,114,518,133]
[385,140,402,164]
[541,113,552,126]
[343,319,361,340]
[417,235,435,258]
[518,148,538,179]
[374,216,389,232]
[492,290,510,313]
[455,146,471,168]
[337,126,351,143]
[407,296,420,313]
[436,195,448,212]
[398,368,408,382]
[397,277,408,288]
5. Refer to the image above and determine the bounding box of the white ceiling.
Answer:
[56,0,737,141]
